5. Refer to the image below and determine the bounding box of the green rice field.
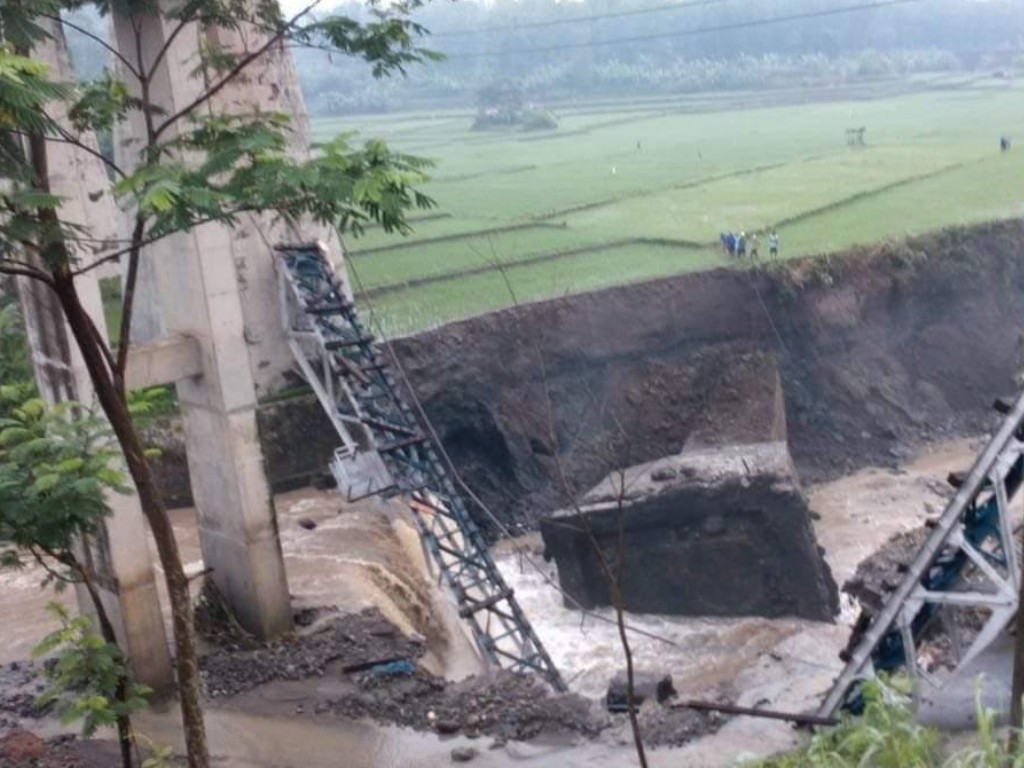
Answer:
[312,78,1024,336]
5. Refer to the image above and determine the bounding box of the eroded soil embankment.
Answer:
[391,219,1024,531]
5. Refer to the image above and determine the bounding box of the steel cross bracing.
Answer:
[817,392,1024,720]
[275,242,567,692]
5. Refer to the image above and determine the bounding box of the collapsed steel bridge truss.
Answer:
[275,242,566,691]
[818,393,1024,719]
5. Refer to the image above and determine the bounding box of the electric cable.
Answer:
[434,0,735,38]
[445,0,927,59]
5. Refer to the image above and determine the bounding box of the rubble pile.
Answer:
[200,608,425,698]
[332,668,604,743]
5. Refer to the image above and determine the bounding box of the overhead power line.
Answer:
[445,0,928,59]
[434,0,736,39]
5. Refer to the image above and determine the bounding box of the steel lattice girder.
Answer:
[275,243,566,691]
[818,392,1024,719]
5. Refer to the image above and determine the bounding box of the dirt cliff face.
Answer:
[391,220,1024,532]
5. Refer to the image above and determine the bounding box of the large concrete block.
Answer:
[541,442,839,621]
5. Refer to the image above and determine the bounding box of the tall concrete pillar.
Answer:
[110,6,296,638]
[14,20,174,690]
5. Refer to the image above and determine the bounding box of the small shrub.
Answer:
[751,678,940,768]
[33,603,152,738]
[943,686,1024,768]
[519,109,558,132]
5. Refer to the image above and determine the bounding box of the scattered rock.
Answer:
[529,437,554,456]
[606,671,675,711]
[330,668,604,743]
[200,608,424,698]
[451,746,478,762]
[311,472,337,491]
[845,528,929,614]
[650,466,677,482]
[436,719,461,735]
[613,702,724,748]
[0,730,46,761]
[0,661,49,721]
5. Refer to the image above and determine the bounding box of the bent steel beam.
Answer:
[276,241,566,691]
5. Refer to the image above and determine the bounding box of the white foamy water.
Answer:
[489,438,981,713]
[493,544,842,705]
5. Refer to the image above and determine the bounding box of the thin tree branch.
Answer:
[84,306,118,381]
[5,123,125,181]
[114,215,145,385]
[52,124,126,180]
[152,1,321,141]
[145,15,191,83]
[70,200,310,277]
[0,254,47,273]
[0,262,56,287]
[41,12,141,81]
[27,545,78,586]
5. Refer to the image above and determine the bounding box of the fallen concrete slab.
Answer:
[540,442,839,621]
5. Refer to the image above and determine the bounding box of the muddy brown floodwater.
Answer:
[0,438,979,766]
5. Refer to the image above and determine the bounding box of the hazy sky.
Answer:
[280,0,323,16]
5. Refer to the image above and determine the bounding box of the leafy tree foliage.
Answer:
[0,395,124,572]
[0,2,438,766]
[33,602,151,739]
[0,285,33,387]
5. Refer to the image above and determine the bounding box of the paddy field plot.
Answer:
[313,80,1024,336]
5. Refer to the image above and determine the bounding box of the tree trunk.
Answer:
[78,566,136,768]
[16,105,208,768]
[612,583,649,768]
[52,272,210,768]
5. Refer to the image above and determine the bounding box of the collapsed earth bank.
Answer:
[393,219,1024,531]
[151,219,1024,532]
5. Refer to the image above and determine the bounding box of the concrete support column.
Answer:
[14,20,174,691]
[111,6,292,638]
[152,221,293,638]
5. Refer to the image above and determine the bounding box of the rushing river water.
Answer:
[0,439,979,766]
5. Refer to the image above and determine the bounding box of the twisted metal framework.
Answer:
[818,393,1024,719]
[276,242,566,691]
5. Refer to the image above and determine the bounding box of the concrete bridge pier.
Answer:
[151,224,294,639]
[109,8,299,639]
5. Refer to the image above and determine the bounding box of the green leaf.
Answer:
[96,467,123,486]
[32,472,60,492]
[56,457,85,474]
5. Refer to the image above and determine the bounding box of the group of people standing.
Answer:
[720,229,779,260]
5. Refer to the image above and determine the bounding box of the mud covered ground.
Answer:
[0,607,719,760]
[392,220,1024,531]
[0,730,121,768]
[198,608,719,749]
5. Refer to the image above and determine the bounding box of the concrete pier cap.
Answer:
[541,441,840,621]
